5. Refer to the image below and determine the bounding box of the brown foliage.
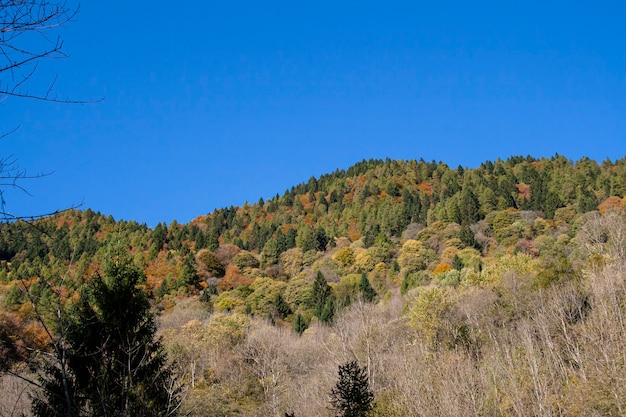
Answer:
[515,238,539,256]
[517,182,531,199]
[598,196,626,214]
[0,311,49,370]
[144,251,178,291]
[217,265,253,291]
[347,222,361,242]
[214,244,241,265]
[417,180,433,196]
[433,262,452,275]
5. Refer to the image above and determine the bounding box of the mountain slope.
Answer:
[2,154,626,415]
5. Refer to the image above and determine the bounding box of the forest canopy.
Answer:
[2,154,626,416]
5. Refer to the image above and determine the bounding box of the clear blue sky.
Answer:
[2,1,625,226]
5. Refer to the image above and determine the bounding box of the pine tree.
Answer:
[452,254,464,271]
[32,260,179,417]
[329,361,374,417]
[320,296,335,323]
[274,292,292,319]
[459,187,480,225]
[312,271,334,322]
[293,313,308,335]
[359,273,376,303]
[544,190,562,219]
[180,253,200,288]
[460,224,478,249]
[315,226,329,252]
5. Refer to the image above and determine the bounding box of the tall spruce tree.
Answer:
[32,259,179,417]
[274,292,292,319]
[329,361,374,417]
[293,313,308,335]
[312,271,334,323]
[359,273,376,303]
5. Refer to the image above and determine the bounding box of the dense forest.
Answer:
[2,154,626,416]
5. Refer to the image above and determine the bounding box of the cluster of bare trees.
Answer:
[149,211,626,417]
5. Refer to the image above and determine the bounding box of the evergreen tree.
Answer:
[452,254,464,271]
[293,313,308,335]
[262,238,280,267]
[180,253,200,288]
[460,224,478,249]
[576,187,597,213]
[52,224,71,260]
[459,187,480,225]
[362,224,380,248]
[32,260,179,417]
[312,271,333,322]
[274,292,292,319]
[206,228,220,251]
[315,226,329,252]
[152,222,168,250]
[285,228,298,249]
[320,296,335,323]
[359,273,376,303]
[401,189,419,224]
[329,361,374,417]
[296,225,317,252]
[193,228,208,250]
[544,190,562,219]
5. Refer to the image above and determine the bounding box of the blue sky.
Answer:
[2,1,625,226]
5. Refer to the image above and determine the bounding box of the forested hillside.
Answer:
[2,154,626,416]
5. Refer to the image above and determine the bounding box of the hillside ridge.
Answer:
[2,154,626,415]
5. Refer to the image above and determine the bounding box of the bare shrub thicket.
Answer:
[150,212,626,416]
[155,263,626,417]
[0,373,32,417]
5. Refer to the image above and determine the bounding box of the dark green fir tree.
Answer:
[32,259,180,417]
[359,273,376,303]
[329,360,374,417]
[293,313,308,335]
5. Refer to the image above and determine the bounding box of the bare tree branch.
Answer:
[0,201,83,222]
[0,1,96,103]
[0,1,100,221]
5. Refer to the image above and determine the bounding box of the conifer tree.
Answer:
[32,259,179,417]
[320,296,335,323]
[459,187,480,225]
[460,224,478,249]
[293,313,308,335]
[329,360,374,417]
[312,271,334,322]
[359,273,376,303]
[274,292,292,319]
[180,253,200,288]
[452,254,464,271]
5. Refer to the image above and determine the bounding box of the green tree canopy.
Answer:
[32,260,179,417]
[329,360,374,417]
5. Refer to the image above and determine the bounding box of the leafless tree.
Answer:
[0,1,96,221]
[0,153,76,221]
[1,1,80,103]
